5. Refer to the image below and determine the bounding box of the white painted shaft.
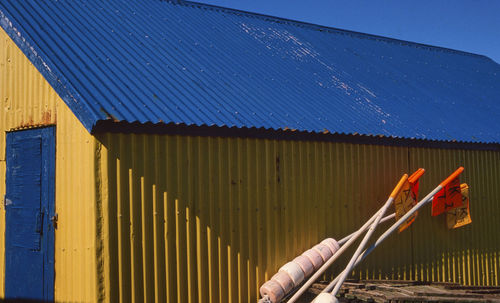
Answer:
[337,213,395,245]
[331,196,395,296]
[322,185,442,294]
[286,205,388,303]
[312,293,336,303]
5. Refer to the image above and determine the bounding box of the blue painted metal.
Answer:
[5,127,55,301]
[0,1,499,143]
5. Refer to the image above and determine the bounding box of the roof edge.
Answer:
[0,7,100,132]
[184,0,490,60]
[92,120,500,151]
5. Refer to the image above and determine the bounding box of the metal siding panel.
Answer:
[96,135,500,302]
[408,147,465,284]
[463,150,500,286]
[55,103,100,302]
[99,133,117,302]
[97,134,436,302]
[0,25,99,302]
[0,27,57,161]
[1,1,500,143]
[349,144,412,281]
[408,147,500,286]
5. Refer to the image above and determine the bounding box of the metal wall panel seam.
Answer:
[99,133,116,303]
[95,135,106,302]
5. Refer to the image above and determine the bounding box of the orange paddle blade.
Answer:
[394,168,425,232]
[432,167,464,216]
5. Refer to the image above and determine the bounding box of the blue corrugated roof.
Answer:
[1,0,499,143]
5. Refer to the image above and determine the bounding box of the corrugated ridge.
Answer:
[184,0,492,60]
[1,26,100,301]
[93,120,500,149]
[0,6,99,130]
[1,0,500,143]
[55,102,100,302]
[96,132,500,302]
[0,27,58,160]
[402,148,500,285]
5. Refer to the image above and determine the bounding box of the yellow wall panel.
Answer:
[408,147,467,284]
[463,150,500,286]
[55,103,101,302]
[409,148,500,286]
[0,27,100,302]
[95,134,500,302]
[95,134,420,303]
[0,28,58,160]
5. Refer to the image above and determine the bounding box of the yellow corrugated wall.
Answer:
[55,103,101,302]
[0,27,100,301]
[1,27,59,297]
[0,28,58,161]
[95,135,408,303]
[95,133,500,303]
[406,148,500,286]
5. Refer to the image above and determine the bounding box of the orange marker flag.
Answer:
[446,183,472,229]
[394,168,425,232]
[431,168,464,216]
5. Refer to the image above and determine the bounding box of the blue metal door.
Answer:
[5,127,55,301]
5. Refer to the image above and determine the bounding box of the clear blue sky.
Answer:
[198,0,500,64]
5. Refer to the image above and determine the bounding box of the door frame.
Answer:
[4,126,55,301]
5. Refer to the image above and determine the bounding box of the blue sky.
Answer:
[198,0,500,64]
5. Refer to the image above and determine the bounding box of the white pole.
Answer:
[277,213,395,303]
[286,175,408,303]
[337,213,395,246]
[321,185,439,295]
[320,167,464,296]
[285,206,380,303]
[329,175,408,298]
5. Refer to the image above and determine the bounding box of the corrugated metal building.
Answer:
[0,0,499,302]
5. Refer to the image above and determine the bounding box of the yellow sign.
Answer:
[446,183,472,229]
[394,180,417,232]
[394,168,424,232]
